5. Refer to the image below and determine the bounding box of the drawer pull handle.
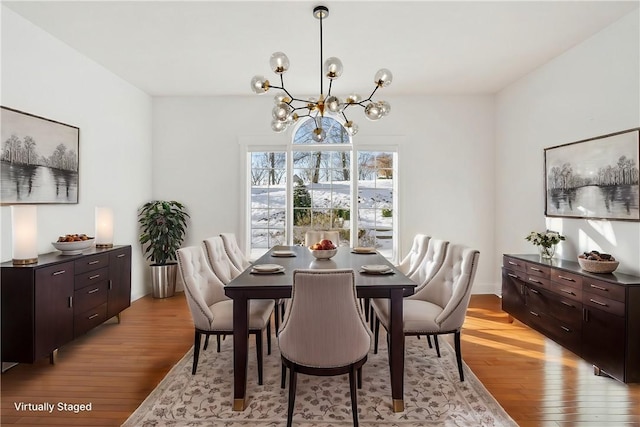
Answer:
[88,313,99,320]
[117,253,126,258]
[88,260,100,265]
[529,288,540,294]
[528,278,542,284]
[561,326,571,332]
[589,284,608,291]
[529,311,540,317]
[68,296,73,308]
[530,267,542,272]
[508,261,519,266]
[560,289,575,296]
[558,275,575,282]
[89,274,101,280]
[589,298,608,307]
[560,301,575,308]
[87,288,100,294]
[507,273,518,279]
[52,270,66,276]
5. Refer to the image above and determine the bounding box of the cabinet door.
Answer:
[107,247,132,319]
[582,304,625,382]
[502,268,526,320]
[34,262,74,360]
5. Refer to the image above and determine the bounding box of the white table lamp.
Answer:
[95,207,114,248]
[11,205,38,265]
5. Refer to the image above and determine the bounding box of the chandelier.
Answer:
[250,5,392,141]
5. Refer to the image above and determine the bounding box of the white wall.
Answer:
[0,7,153,300]
[153,94,497,293]
[496,10,640,283]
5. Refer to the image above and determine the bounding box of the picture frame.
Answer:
[544,128,640,221]
[1,106,80,205]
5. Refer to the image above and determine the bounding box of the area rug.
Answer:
[123,331,517,427]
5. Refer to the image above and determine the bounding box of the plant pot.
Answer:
[150,263,177,298]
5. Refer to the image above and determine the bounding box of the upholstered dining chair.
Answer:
[372,238,449,352]
[371,244,479,381]
[176,246,274,383]
[203,236,242,284]
[278,269,371,427]
[395,234,431,277]
[220,232,252,271]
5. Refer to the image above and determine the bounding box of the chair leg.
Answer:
[287,367,297,427]
[256,332,263,385]
[349,365,360,427]
[216,334,221,353]
[266,322,272,355]
[280,300,286,321]
[357,366,363,389]
[274,301,280,337]
[454,331,464,382]
[364,298,370,322]
[281,362,287,389]
[373,316,380,354]
[427,334,433,348]
[203,334,210,350]
[434,335,441,358]
[192,330,202,375]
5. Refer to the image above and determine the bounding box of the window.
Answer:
[248,117,396,260]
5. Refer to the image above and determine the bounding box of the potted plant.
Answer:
[138,200,189,298]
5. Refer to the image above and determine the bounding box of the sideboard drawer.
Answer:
[74,281,108,314]
[526,262,550,279]
[74,303,108,337]
[583,278,625,303]
[583,291,625,317]
[503,256,526,273]
[525,275,550,290]
[75,266,109,290]
[74,253,110,275]
[551,270,583,289]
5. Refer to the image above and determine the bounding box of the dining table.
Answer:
[224,245,417,413]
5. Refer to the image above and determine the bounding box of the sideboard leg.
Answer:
[49,349,58,365]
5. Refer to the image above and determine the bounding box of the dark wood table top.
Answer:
[225,246,417,299]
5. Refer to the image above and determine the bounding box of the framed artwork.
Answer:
[544,128,640,221]
[1,107,79,204]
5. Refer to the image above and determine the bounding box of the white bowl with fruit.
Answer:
[52,234,95,255]
[309,239,338,259]
[578,251,619,274]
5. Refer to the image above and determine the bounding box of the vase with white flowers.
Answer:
[525,230,565,259]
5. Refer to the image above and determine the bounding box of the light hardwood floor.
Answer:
[1,293,639,426]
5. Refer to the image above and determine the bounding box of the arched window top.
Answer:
[292,116,351,145]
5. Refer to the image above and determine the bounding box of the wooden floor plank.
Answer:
[1,293,639,426]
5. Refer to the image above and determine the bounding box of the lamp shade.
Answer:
[11,205,38,265]
[95,207,114,248]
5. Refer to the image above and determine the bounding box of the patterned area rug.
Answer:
[123,331,517,426]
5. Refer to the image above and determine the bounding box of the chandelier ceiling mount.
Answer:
[250,5,392,141]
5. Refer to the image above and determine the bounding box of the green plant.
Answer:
[525,230,565,248]
[138,200,189,265]
[381,208,393,218]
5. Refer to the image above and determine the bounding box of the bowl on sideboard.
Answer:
[577,256,619,274]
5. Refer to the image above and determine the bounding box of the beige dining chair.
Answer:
[371,244,479,381]
[220,232,252,271]
[203,236,242,284]
[176,246,274,383]
[395,234,431,277]
[304,230,340,247]
[278,269,371,427]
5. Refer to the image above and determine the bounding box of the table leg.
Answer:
[388,288,405,412]
[232,296,250,411]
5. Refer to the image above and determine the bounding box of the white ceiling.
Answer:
[4,1,639,97]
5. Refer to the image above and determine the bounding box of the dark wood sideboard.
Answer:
[1,245,131,364]
[502,254,640,383]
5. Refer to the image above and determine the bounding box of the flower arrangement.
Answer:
[525,230,565,259]
[525,230,565,248]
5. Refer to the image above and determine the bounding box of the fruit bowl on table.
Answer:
[309,247,338,260]
[578,252,619,274]
[52,237,95,255]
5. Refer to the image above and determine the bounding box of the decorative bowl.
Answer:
[52,238,95,255]
[309,248,337,260]
[578,257,619,274]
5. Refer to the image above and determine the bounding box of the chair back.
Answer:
[396,234,430,276]
[408,238,449,295]
[220,232,251,270]
[177,246,228,331]
[203,236,242,284]
[416,244,480,331]
[278,269,371,368]
[304,230,340,247]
